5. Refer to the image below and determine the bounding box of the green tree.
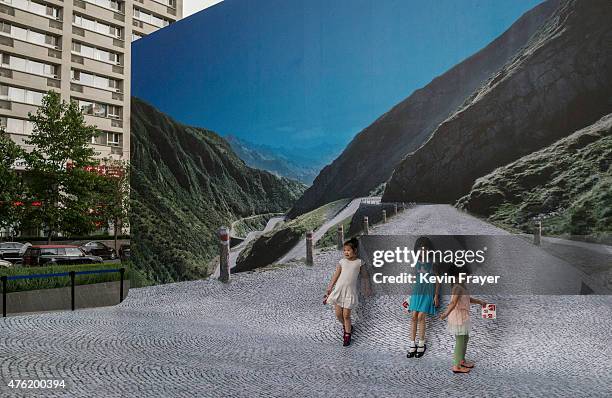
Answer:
[24,91,103,242]
[0,129,26,237]
[97,159,130,251]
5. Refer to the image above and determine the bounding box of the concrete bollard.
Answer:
[306,231,314,266]
[394,203,398,216]
[218,226,230,282]
[382,209,387,223]
[533,220,542,246]
[363,216,369,235]
[337,225,344,250]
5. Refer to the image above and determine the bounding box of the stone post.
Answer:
[306,231,314,266]
[218,226,230,282]
[336,225,344,250]
[363,216,369,235]
[382,209,387,223]
[533,219,542,246]
[394,203,398,216]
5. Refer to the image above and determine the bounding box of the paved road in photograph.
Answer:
[279,197,369,263]
[0,205,610,397]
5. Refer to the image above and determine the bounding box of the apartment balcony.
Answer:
[0,36,62,64]
[0,4,63,35]
[70,82,124,104]
[72,25,125,51]
[84,114,124,133]
[132,18,162,36]
[0,100,38,119]
[138,0,178,20]
[7,131,34,151]
[0,69,60,92]
[91,143,124,160]
[71,54,124,80]
[73,0,126,26]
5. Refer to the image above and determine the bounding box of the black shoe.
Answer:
[415,344,427,358]
[406,347,416,358]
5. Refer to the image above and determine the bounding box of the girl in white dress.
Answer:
[325,238,371,346]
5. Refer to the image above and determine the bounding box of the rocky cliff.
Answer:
[288,0,560,217]
[384,0,612,203]
[130,98,306,283]
[457,113,611,237]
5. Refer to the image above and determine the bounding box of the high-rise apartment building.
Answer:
[0,0,183,164]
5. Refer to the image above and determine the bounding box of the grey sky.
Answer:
[183,0,224,17]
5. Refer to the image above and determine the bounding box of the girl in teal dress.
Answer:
[407,237,440,358]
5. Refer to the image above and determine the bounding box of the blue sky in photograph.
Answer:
[132,0,543,151]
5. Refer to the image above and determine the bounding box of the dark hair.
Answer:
[343,238,359,253]
[413,236,434,251]
[447,264,472,279]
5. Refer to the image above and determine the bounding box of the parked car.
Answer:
[119,244,130,262]
[74,241,117,260]
[0,259,13,268]
[22,245,103,267]
[0,242,25,263]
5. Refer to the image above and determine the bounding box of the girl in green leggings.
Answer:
[440,282,486,373]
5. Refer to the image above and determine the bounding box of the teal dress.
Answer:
[409,261,438,315]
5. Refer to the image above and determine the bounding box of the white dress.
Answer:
[327,258,362,309]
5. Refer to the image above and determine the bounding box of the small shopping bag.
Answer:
[481,303,496,319]
[402,296,410,314]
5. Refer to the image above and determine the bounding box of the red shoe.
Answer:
[343,332,352,346]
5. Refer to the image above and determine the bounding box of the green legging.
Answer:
[453,334,470,366]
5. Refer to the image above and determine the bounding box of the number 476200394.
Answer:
[7,379,66,389]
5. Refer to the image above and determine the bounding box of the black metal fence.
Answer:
[1,268,126,317]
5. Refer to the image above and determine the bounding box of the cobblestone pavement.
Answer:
[0,206,611,397]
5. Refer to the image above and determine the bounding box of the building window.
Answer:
[0,22,58,47]
[0,85,45,106]
[107,105,121,119]
[107,132,121,146]
[83,0,122,13]
[71,70,122,92]
[2,117,34,135]
[76,99,122,119]
[133,7,171,28]
[73,14,122,39]
[0,0,61,19]
[72,42,120,65]
[0,52,57,77]
[151,0,176,8]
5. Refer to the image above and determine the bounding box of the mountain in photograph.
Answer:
[130,98,306,283]
[225,135,325,185]
[457,114,611,238]
[383,0,612,204]
[288,0,561,217]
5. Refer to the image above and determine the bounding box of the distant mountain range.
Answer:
[130,98,306,284]
[225,135,338,185]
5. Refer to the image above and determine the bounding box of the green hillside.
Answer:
[457,114,612,240]
[130,98,306,284]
